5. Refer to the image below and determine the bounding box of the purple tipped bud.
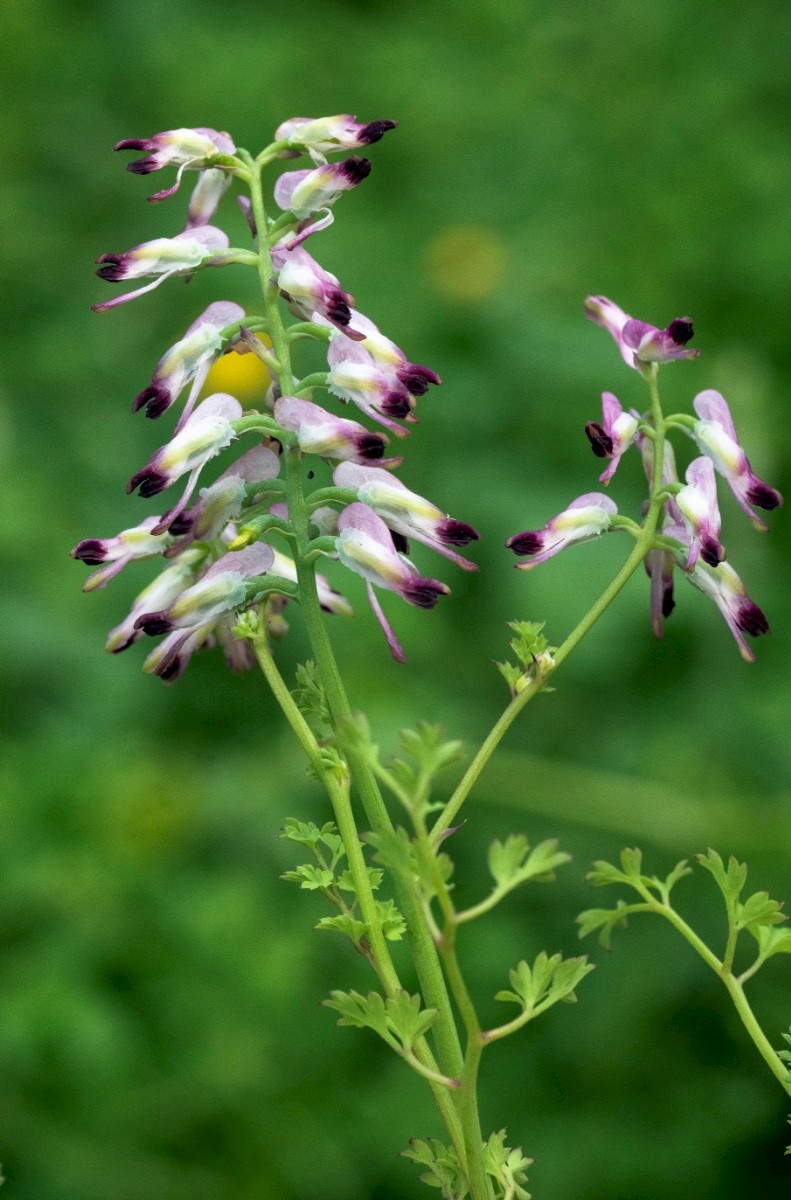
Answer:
[586,295,699,369]
[508,493,617,570]
[692,390,783,530]
[133,382,171,418]
[135,611,173,635]
[127,468,169,497]
[506,531,544,556]
[275,115,397,157]
[359,120,398,144]
[737,599,770,637]
[667,317,694,345]
[399,364,442,396]
[437,519,479,547]
[72,539,108,565]
[585,422,613,458]
[401,578,450,608]
[746,480,782,511]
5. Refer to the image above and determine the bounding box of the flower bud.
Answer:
[274,115,397,158]
[507,494,617,569]
[691,389,783,530]
[585,295,699,369]
[584,392,638,483]
[275,157,371,219]
[675,457,725,569]
[274,396,401,466]
[72,515,174,591]
[135,544,275,635]
[115,127,235,201]
[93,227,230,312]
[134,301,244,419]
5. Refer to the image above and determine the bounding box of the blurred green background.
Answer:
[1,0,790,1196]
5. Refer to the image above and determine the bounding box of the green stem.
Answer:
[721,974,791,1096]
[251,632,467,1154]
[431,366,670,846]
[246,162,467,1150]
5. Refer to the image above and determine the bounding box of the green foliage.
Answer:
[402,1138,468,1200]
[496,621,555,698]
[587,847,692,901]
[292,660,331,729]
[281,863,334,891]
[388,723,466,810]
[376,897,408,941]
[697,849,787,937]
[488,835,570,891]
[495,952,593,1016]
[324,989,437,1054]
[484,1129,534,1200]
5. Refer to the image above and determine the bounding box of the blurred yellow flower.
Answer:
[200,332,273,407]
[425,224,505,302]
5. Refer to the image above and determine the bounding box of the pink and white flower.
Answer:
[584,296,699,369]
[93,226,231,312]
[274,396,400,466]
[585,392,639,483]
[275,115,397,160]
[114,127,236,202]
[274,157,371,219]
[506,493,618,569]
[691,389,783,531]
[135,543,275,635]
[675,456,725,569]
[72,515,174,591]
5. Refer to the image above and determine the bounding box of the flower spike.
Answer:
[336,503,449,662]
[691,389,783,530]
[585,295,699,369]
[134,300,244,421]
[327,337,414,434]
[271,245,363,336]
[585,392,639,483]
[93,226,231,312]
[333,463,479,570]
[507,493,617,569]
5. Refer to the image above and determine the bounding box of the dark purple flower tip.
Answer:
[667,317,694,346]
[585,421,614,458]
[700,536,725,568]
[737,599,770,638]
[356,433,388,460]
[133,382,172,418]
[114,138,155,152]
[341,156,372,184]
[391,531,410,554]
[402,577,450,609]
[505,530,544,557]
[399,365,442,396]
[95,255,125,281]
[128,467,169,497]
[72,538,107,564]
[167,507,198,536]
[359,120,398,144]
[379,390,412,418]
[134,611,173,636]
[326,293,352,325]
[747,480,783,511]
[662,585,675,619]
[438,519,480,547]
[126,157,158,175]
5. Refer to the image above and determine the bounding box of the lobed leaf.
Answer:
[280,863,334,891]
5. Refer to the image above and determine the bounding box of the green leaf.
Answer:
[577,900,636,949]
[735,890,786,932]
[696,848,748,909]
[280,818,338,849]
[336,866,383,893]
[366,827,415,875]
[280,863,334,891]
[663,859,693,894]
[749,925,791,958]
[496,660,525,696]
[488,835,570,892]
[315,913,367,944]
[324,989,437,1054]
[495,951,593,1014]
[508,621,549,667]
[292,660,331,727]
[484,1128,534,1200]
[386,722,466,812]
[376,898,407,941]
[402,1138,468,1199]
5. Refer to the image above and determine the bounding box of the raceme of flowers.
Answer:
[507,297,783,662]
[75,117,480,677]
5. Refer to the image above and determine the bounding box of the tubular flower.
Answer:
[134,301,244,420]
[142,622,214,683]
[274,115,397,160]
[127,393,242,531]
[72,515,174,591]
[333,463,479,570]
[271,245,362,335]
[327,337,414,434]
[93,226,231,312]
[105,548,206,653]
[274,157,371,220]
[664,525,770,663]
[585,296,699,369]
[340,311,442,397]
[274,396,400,465]
[675,457,725,569]
[691,389,783,531]
[169,443,282,542]
[114,127,235,201]
[185,168,232,229]
[585,391,639,483]
[336,503,450,662]
[135,543,275,636]
[507,493,618,569]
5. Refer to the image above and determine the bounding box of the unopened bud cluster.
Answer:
[75,116,480,677]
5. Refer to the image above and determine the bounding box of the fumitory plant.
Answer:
[74,115,790,1197]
